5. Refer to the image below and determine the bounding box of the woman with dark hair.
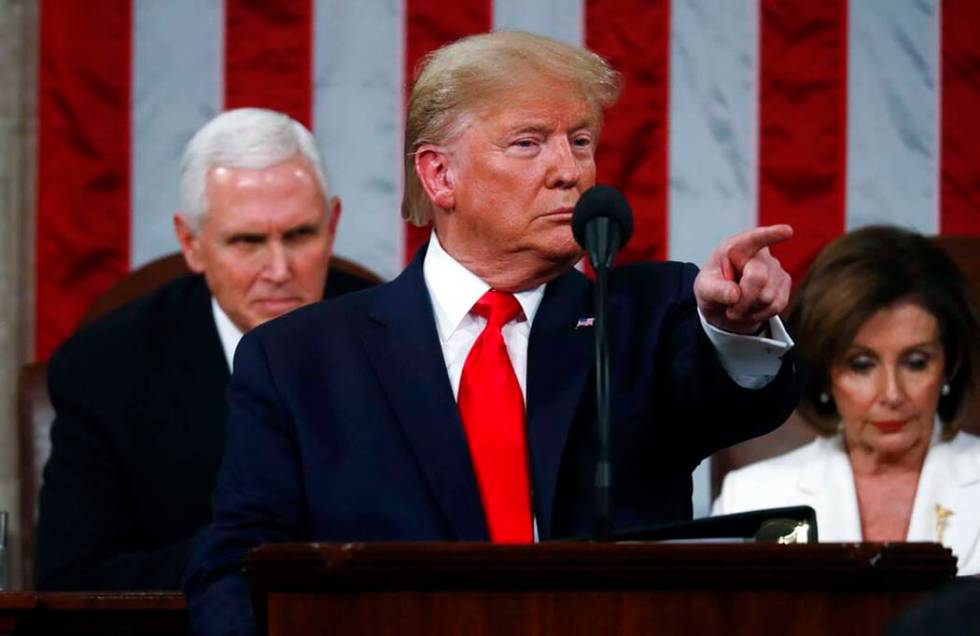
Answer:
[714,226,980,574]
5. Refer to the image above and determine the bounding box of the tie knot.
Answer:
[472,290,523,326]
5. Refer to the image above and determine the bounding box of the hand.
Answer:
[694,225,794,335]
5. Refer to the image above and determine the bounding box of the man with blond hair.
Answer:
[36,108,373,590]
[186,32,798,634]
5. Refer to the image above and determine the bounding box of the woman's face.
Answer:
[830,300,946,458]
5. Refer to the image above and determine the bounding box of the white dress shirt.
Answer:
[211,297,244,371]
[422,232,793,398]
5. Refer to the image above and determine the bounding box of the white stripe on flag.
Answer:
[492,0,584,46]
[668,0,759,266]
[131,0,223,267]
[667,0,760,518]
[313,0,405,281]
[846,0,940,234]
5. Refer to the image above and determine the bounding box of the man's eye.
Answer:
[284,226,318,242]
[512,139,537,148]
[572,136,592,147]
[228,235,265,246]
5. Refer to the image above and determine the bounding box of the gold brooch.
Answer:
[935,504,954,543]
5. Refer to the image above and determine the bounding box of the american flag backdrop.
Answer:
[36,0,980,366]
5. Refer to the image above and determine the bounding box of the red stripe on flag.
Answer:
[758,0,848,279]
[224,0,314,127]
[586,0,671,263]
[940,0,980,235]
[36,0,132,361]
[403,1,492,264]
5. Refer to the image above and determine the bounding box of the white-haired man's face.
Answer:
[175,156,339,332]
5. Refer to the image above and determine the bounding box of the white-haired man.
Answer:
[35,108,374,590]
[186,33,799,634]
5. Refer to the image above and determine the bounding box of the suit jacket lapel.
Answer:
[797,436,862,542]
[526,268,594,539]
[170,276,231,439]
[358,250,488,540]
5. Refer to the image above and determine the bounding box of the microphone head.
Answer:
[572,185,634,251]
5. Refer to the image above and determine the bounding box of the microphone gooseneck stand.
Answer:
[572,184,633,543]
[587,218,619,542]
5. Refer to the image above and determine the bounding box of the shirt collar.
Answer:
[422,232,546,344]
[211,297,244,371]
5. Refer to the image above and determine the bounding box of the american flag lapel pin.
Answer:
[576,317,595,329]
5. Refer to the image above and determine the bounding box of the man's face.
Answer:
[436,81,598,279]
[175,156,339,332]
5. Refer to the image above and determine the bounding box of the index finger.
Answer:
[726,224,793,268]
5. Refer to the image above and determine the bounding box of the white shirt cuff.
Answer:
[697,308,794,389]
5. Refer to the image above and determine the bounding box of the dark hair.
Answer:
[788,226,979,439]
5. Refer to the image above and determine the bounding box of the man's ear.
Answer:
[414,145,455,211]
[173,213,206,273]
[327,196,341,235]
[325,196,341,252]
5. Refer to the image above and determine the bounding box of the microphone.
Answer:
[572,184,634,271]
[571,185,633,542]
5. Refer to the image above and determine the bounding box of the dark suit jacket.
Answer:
[35,269,373,590]
[184,249,799,635]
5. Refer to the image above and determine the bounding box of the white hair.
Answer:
[179,108,330,230]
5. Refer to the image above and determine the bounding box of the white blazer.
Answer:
[713,428,980,575]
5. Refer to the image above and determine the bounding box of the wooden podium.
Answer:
[245,542,956,635]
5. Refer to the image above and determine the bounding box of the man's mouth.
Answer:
[254,297,302,312]
[544,206,574,219]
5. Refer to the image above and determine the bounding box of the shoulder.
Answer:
[947,430,980,451]
[324,266,380,298]
[726,439,827,483]
[50,274,209,373]
[714,437,833,513]
[230,279,394,397]
[238,278,387,366]
[614,261,698,292]
[260,278,381,337]
[605,260,699,315]
[936,430,980,471]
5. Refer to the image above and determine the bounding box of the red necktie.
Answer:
[457,290,533,543]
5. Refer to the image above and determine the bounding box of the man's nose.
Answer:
[546,137,583,189]
[262,241,292,283]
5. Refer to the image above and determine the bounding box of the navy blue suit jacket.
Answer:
[185,249,799,634]
[36,271,373,590]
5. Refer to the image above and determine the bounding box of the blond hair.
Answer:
[401,31,621,226]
